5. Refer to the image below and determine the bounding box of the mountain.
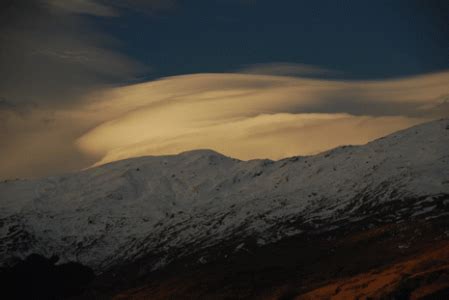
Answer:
[1,118,449,299]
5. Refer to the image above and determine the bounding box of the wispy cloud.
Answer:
[44,0,117,16]
[0,0,146,109]
[42,0,178,16]
[1,70,448,178]
[75,71,448,167]
[0,0,148,178]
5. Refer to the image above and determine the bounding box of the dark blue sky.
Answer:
[96,0,448,80]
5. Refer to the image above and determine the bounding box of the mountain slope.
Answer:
[1,119,448,292]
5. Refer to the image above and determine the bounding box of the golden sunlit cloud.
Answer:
[1,70,448,179]
[76,71,448,167]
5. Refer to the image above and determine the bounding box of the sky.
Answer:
[0,0,448,179]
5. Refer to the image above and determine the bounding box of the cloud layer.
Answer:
[1,69,448,178]
[0,0,147,178]
[76,71,448,166]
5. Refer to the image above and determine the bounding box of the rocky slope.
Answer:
[1,119,449,298]
[111,220,449,299]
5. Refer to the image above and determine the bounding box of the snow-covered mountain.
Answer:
[1,119,448,275]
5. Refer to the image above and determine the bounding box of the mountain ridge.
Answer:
[1,118,448,280]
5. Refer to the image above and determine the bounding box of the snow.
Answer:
[1,119,448,273]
